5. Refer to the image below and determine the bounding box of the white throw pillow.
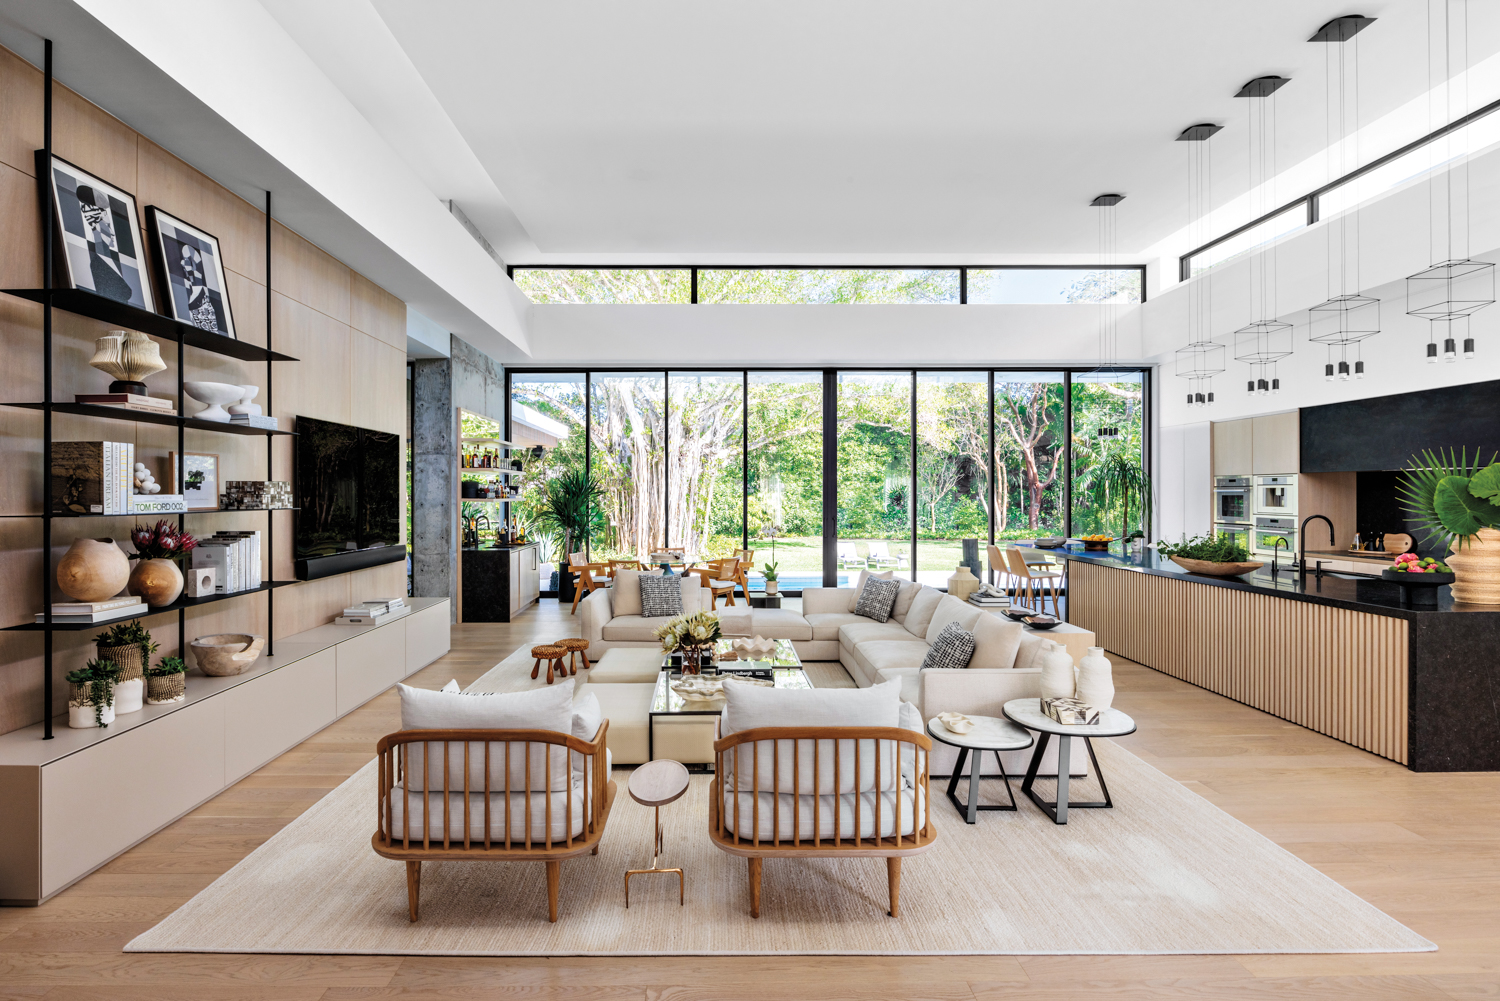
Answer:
[399,678,575,792]
[611,568,663,617]
[903,586,943,639]
[925,594,983,645]
[441,679,461,693]
[722,676,902,733]
[847,569,895,611]
[572,686,603,779]
[968,613,1025,669]
[890,579,924,623]
[1013,631,1046,670]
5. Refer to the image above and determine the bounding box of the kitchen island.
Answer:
[1024,545,1500,771]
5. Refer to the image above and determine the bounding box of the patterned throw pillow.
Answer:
[853,576,901,622]
[921,620,976,670]
[639,574,684,618]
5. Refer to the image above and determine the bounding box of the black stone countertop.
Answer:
[461,542,540,552]
[1020,544,1500,620]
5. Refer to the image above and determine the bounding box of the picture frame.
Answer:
[37,151,155,311]
[145,206,236,338]
[171,451,220,511]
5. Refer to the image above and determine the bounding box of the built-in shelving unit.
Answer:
[1,41,301,740]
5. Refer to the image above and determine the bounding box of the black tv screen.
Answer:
[294,416,402,579]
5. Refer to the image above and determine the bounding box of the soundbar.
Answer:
[296,545,406,581]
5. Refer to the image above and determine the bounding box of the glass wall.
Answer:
[837,372,912,583]
[666,372,743,560]
[512,269,691,303]
[510,367,1147,592]
[747,372,824,591]
[589,372,666,559]
[916,372,989,586]
[993,373,1067,542]
[967,268,1143,304]
[1070,371,1147,540]
[699,269,959,304]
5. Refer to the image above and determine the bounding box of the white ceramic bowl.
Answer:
[183,381,243,422]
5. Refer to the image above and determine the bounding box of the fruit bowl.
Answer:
[1381,567,1455,585]
[1081,535,1114,552]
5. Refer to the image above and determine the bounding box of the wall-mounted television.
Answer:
[294,416,404,580]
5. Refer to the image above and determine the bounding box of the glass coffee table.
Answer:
[647,639,810,762]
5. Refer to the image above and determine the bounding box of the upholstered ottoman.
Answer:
[582,682,717,765]
[589,648,664,684]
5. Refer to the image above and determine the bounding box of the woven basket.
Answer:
[97,643,145,682]
[146,672,186,703]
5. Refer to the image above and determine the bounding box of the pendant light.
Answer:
[1089,192,1128,433]
[1176,122,1226,409]
[1232,75,1293,396]
[1308,15,1379,382]
[1407,0,1493,361]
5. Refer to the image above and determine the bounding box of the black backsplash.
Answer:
[1301,377,1500,473]
[1357,470,1442,559]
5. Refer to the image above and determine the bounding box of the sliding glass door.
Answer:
[747,371,823,591]
[666,372,743,559]
[916,372,989,586]
[589,372,665,559]
[838,372,912,582]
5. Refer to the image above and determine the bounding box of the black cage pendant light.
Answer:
[1232,75,1293,396]
[1090,192,1130,433]
[1176,122,1226,408]
[1308,14,1380,382]
[1407,0,1494,362]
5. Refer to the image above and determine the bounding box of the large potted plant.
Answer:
[1079,450,1153,546]
[1157,533,1264,577]
[536,469,603,604]
[1396,448,1500,604]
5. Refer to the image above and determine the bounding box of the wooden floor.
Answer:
[1,599,1497,1000]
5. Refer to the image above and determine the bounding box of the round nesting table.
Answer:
[925,715,1034,824]
[1002,698,1137,825]
[625,759,688,908]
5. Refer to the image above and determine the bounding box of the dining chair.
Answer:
[687,558,742,608]
[1003,547,1063,616]
[569,563,610,615]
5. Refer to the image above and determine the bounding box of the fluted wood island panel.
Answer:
[1070,561,1409,764]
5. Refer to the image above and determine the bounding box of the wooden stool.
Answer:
[530,645,567,685]
[625,759,689,908]
[557,638,590,676]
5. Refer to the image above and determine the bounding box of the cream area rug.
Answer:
[125,650,1433,956]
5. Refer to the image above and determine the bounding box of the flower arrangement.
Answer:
[654,610,722,673]
[129,520,198,562]
[1389,553,1451,574]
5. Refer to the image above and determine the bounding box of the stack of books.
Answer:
[228,414,279,430]
[51,441,135,514]
[75,393,177,416]
[967,589,1011,609]
[190,531,261,594]
[35,596,146,624]
[336,597,407,625]
[1041,697,1101,726]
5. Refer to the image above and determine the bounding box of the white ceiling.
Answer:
[289,1,1499,263]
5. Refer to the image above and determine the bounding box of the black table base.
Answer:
[945,747,1019,821]
[1019,732,1114,824]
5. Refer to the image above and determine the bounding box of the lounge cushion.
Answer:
[925,595,984,645]
[903,586,943,639]
[857,640,932,675]
[890,579,924,623]
[717,605,753,637]
[838,620,918,646]
[803,611,866,641]
[587,649,663,683]
[921,621,976,670]
[639,574,685,618]
[398,679,576,792]
[847,569,895,611]
[747,607,813,640]
[723,676,902,735]
[601,614,679,642]
[854,576,901,622]
[610,568,663,617]
[969,613,1025,669]
[1013,631,1047,670]
[390,783,589,842]
[877,666,923,708]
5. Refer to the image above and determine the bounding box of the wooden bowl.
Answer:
[1170,556,1265,577]
[190,633,265,677]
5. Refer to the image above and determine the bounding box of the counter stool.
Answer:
[625,759,688,908]
[530,644,567,685]
[557,638,591,676]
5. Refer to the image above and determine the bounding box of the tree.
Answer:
[994,381,1064,531]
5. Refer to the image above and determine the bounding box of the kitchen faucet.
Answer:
[1270,536,1289,575]
[1299,514,1336,579]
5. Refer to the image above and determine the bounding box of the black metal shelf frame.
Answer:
[27,40,296,738]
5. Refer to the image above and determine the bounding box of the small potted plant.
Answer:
[128,520,198,606]
[145,655,188,704]
[94,619,158,715]
[762,561,779,596]
[654,610,722,675]
[66,659,122,728]
[1157,533,1265,577]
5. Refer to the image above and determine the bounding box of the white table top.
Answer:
[926,714,1033,751]
[1002,698,1137,738]
[628,758,690,806]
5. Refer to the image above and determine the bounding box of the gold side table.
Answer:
[625,759,688,908]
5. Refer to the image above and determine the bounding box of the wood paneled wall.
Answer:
[1069,561,1410,764]
[0,45,409,736]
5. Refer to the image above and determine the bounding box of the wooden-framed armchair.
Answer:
[687,557,743,607]
[708,724,936,918]
[569,563,610,614]
[372,721,616,922]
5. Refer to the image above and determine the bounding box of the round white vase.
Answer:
[112,676,144,715]
[1075,645,1115,711]
[1037,640,1076,702]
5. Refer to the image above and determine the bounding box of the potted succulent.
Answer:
[66,659,121,728]
[762,561,779,596]
[1397,449,1500,605]
[146,655,188,704]
[654,610,722,675]
[1157,533,1265,577]
[94,618,158,715]
[127,520,198,606]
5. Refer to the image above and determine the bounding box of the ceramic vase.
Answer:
[1075,646,1115,711]
[228,385,262,416]
[765,579,779,596]
[1038,640,1076,702]
[129,558,184,607]
[946,564,980,601]
[1447,527,1500,605]
[56,538,130,602]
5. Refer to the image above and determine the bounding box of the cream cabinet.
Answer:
[1211,418,1254,475]
[1251,410,1300,474]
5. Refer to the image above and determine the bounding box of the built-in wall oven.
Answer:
[1252,515,1297,557]
[1214,522,1253,553]
[1214,476,1252,525]
[1253,474,1298,517]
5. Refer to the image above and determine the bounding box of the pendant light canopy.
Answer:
[1232,75,1292,396]
[1176,123,1225,408]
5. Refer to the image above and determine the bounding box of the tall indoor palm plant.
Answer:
[1080,450,1153,543]
[537,468,604,564]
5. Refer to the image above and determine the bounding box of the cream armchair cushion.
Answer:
[610,568,664,617]
[398,678,576,792]
[968,613,1024,669]
[924,594,984,645]
[903,587,943,639]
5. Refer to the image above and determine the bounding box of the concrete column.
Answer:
[411,358,457,613]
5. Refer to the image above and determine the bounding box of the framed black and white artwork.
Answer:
[171,451,220,512]
[146,206,236,338]
[39,152,155,311]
